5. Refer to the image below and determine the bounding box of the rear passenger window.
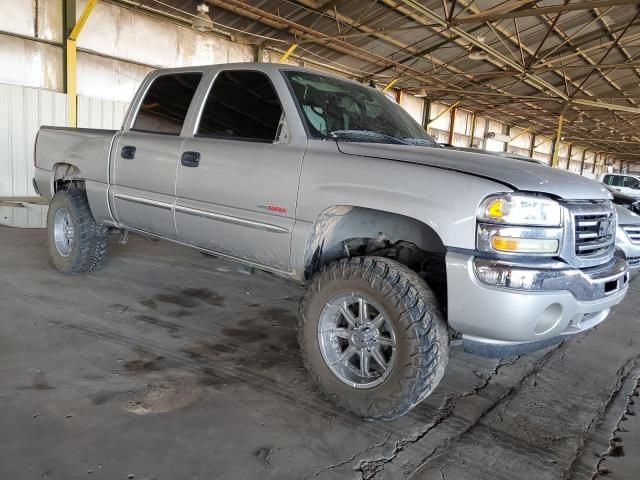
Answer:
[132,73,202,135]
[197,70,283,142]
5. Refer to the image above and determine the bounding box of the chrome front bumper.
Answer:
[446,251,629,356]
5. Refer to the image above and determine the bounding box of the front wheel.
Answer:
[298,256,449,420]
[47,188,108,274]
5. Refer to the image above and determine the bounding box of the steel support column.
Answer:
[66,0,98,127]
[422,99,431,130]
[551,104,569,168]
[580,150,587,175]
[254,44,264,62]
[565,143,573,170]
[448,107,457,145]
[469,112,477,147]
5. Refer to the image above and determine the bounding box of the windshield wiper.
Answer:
[329,130,409,145]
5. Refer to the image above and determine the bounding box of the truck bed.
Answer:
[34,126,118,199]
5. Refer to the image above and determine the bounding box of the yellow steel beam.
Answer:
[509,127,530,142]
[382,78,398,92]
[551,104,570,167]
[67,0,99,127]
[468,112,476,147]
[66,39,78,127]
[427,100,460,128]
[278,43,298,63]
[69,0,98,40]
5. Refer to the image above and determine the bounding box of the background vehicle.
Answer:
[33,63,629,420]
[615,204,640,270]
[600,173,640,198]
[605,184,640,214]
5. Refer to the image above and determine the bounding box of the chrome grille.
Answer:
[622,225,640,245]
[574,212,615,256]
[561,201,616,269]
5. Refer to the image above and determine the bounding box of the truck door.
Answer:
[175,69,305,271]
[111,71,204,238]
[620,176,640,197]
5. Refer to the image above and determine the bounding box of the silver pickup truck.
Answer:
[34,63,629,420]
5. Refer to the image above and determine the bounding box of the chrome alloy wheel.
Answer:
[317,293,397,389]
[53,208,75,257]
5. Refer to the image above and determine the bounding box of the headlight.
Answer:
[477,194,563,255]
[478,194,562,227]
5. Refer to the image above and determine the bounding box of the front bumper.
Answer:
[617,227,640,270]
[446,251,629,356]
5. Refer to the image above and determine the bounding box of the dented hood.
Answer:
[337,143,612,201]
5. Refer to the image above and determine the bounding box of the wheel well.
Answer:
[53,163,84,192]
[304,206,448,311]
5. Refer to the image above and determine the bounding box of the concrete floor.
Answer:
[1,226,639,480]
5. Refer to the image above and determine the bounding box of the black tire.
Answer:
[47,188,109,274]
[298,256,449,420]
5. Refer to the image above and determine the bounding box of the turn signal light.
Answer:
[490,236,559,254]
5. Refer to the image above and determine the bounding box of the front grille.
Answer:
[574,212,616,256]
[562,201,616,268]
[622,225,640,245]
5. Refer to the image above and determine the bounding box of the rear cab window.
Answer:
[132,73,203,135]
[196,70,284,142]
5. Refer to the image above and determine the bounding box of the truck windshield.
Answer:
[284,70,437,147]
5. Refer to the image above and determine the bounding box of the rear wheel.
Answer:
[47,188,108,274]
[298,256,449,420]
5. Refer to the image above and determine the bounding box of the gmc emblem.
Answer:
[598,220,614,237]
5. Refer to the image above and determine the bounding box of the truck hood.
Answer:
[337,142,612,201]
[616,204,640,226]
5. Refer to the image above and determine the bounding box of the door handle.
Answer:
[181,151,201,168]
[121,145,136,159]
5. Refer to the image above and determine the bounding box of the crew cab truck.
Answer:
[34,63,629,420]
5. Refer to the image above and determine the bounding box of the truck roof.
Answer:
[145,62,352,83]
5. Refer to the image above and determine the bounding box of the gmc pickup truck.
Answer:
[34,63,629,420]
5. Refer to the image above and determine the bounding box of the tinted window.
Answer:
[603,175,613,185]
[623,176,640,188]
[611,175,623,187]
[132,73,202,135]
[197,70,283,142]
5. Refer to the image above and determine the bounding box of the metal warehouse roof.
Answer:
[110,0,640,166]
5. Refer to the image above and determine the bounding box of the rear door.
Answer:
[111,71,203,238]
[175,69,305,271]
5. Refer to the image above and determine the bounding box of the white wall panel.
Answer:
[0,85,128,198]
[77,96,129,130]
[0,83,66,197]
[399,93,424,125]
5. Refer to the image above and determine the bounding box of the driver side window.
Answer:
[196,70,283,142]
